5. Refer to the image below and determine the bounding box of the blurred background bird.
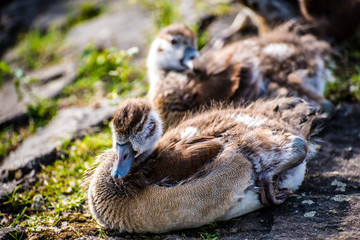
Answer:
[147,23,334,130]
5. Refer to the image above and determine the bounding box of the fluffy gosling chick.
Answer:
[147,23,334,130]
[86,97,321,233]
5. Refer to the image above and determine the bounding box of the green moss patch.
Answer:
[61,44,147,105]
[1,126,112,235]
[326,33,360,103]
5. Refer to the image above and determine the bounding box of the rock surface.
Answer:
[0,0,151,128]
[0,228,26,240]
[28,61,77,99]
[64,1,152,60]
[0,80,29,128]
[0,0,61,56]
[0,61,77,127]
[0,99,118,199]
[1,0,147,57]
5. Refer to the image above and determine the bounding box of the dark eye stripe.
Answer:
[145,120,156,139]
[137,115,148,132]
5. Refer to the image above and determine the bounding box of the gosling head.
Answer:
[110,99,163,180]
[147,24,199,73]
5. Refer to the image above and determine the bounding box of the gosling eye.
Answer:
[171,39,178,45]
[137,123,144,132]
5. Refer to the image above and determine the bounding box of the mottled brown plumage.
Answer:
[151,136,222,183]
[147,24,251,130]
[85,97,322,233]
[148,23,333,130]
[157,23,195,42]
[151,60,249,130]
[113,98,152,138]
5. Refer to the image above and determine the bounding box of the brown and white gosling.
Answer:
[147,23,334,130]
[85,97,321,233]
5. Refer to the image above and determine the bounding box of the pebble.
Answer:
[304,211,316,217]
[331,179,346,192]
[331,195,349,202]
[14,170,22,180]
[329,209,338,214]
[302,200,315,205]
[61,221,69,228]
[31,194,45,211]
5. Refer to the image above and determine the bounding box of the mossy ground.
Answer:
[0,2,230,239]
[10,1,104,71]
[1,1,360,239]
[1,127,112,239]
[326,33,360,103]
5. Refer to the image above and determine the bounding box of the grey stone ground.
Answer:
[0,0,151,198]
[0,99,117,198]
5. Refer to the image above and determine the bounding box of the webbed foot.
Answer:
[258,170,293,206]
[258,136,307,206]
